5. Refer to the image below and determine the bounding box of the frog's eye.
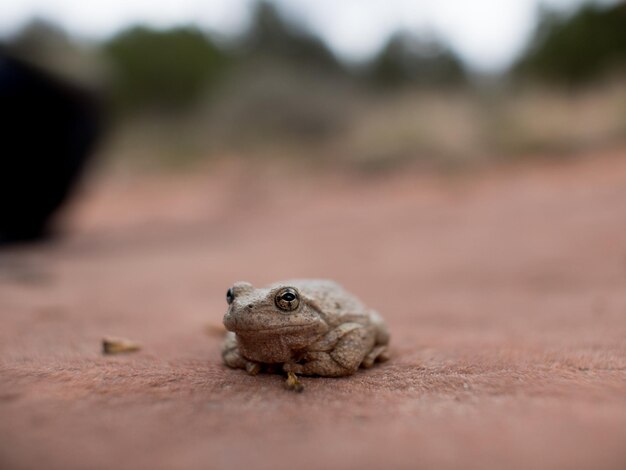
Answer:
[275,287,300,312]
[226,287,234,305]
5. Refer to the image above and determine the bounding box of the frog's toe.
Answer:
[362,345,389,368]
[377,347,390,363]
[245,361,261,375]
[223,349,245,369]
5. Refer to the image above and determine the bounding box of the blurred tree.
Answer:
[514,3,626,84]
[5,19,102,85]
[239,1,342,72]
[204,1,350,146]
[7,19,69,56]
[369,31,466,88]
[103,26,227,111]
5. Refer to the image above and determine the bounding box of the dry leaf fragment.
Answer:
[102,337,141,355]
[284,371,304,393]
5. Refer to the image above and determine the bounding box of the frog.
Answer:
[222,279,390,390]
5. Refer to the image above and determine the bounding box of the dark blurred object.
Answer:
[0,50,101,244]
[514,2,626,85]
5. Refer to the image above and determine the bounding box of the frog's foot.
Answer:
[222,332,261,374]
[245,361,261,375]
[361,345,390,369]
[223,348,260,375]
[284,371,304,393]
[222,345,245,369]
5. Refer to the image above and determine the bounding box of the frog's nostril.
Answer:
[247,304,254,310]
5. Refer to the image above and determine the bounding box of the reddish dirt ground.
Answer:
[1,150,626,470]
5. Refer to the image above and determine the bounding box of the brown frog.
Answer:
[222,279,389,390]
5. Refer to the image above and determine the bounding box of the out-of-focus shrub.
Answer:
[368,31,466,88]
[103,26,227,112]
[514,3,626,85]
[206,65,355,151]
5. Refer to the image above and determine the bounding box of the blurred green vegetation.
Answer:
[3,1,626,170]
[514,3,626,85]
[101,0,469,113]
[103,27,227,111]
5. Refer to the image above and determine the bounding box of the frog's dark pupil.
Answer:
[282,293,295,301]
[226,288,234,304]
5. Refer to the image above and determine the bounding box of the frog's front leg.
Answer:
[287,324,376,377]
[222,331,261,375]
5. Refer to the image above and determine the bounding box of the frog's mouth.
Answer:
[229,323,318,336]
[234,322,327,363]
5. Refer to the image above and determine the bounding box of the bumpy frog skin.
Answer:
[222,280,390,378]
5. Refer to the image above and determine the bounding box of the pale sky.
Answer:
[0,0,616,71]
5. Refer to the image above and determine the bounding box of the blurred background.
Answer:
[2,2,626,469]
[1,0,625,229]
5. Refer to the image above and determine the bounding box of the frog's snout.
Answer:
[224,305,254,332]
[223,310,236,331]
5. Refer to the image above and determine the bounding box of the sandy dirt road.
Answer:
[1,150,626,469]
